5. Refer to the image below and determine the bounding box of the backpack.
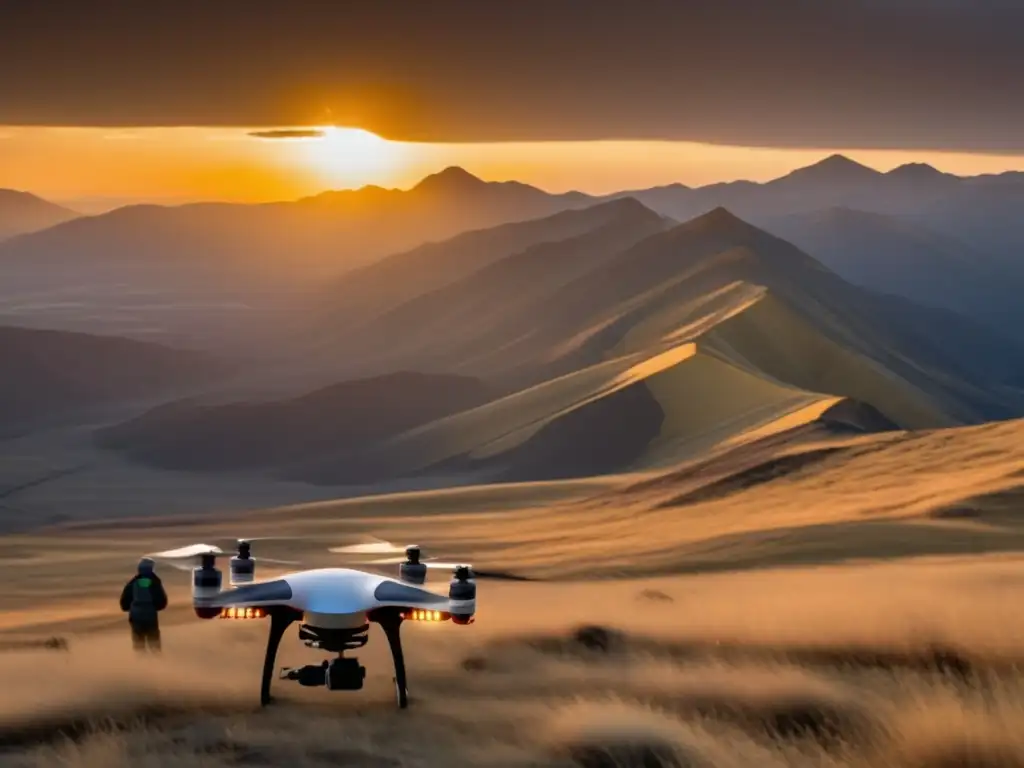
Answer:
[129,576,158,626]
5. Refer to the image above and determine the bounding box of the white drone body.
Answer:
[148,540,477,709]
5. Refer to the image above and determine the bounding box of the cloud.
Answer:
[1,0,1023,152]
[248,129,326,140]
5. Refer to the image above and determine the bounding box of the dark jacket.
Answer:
[120,573,168,625]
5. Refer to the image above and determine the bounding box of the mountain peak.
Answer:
[413,166,488,193]
[0,188,69,209]
[687,206,750,232]
[886,162,955,182]
[600,195,658,217]
[776,154,882,185]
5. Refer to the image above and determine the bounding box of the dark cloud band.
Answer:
[248,130,326,140]
[1,0,1022,152]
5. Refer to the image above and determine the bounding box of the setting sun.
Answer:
[295,126,411,189]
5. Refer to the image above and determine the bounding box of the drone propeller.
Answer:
[329,537,473,575]
[366,557,469,570]
[328,538,408,556]
[145,541,300,571]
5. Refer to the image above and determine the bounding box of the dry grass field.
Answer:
[1,413,1023,767]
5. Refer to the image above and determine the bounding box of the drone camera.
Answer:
[281,659,366,691]
[281,663,327,687]
[326,658,366,691]
[219,606,267,620]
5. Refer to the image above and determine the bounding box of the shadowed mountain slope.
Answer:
[325,208,1024,419]
[94,372,494,473]
[0,190,78,241]
[0,326,218,430]
[323,197,669,364]
[764,206,1024,331]
[314,196,663,333]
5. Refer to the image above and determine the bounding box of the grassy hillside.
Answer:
[4,415,1024,768]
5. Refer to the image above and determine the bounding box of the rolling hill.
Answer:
[0,190,78,241]
[0,325,219,430]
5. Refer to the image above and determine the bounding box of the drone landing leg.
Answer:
[379,614,409,709]
[261,608,297,706]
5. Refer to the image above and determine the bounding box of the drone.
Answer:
[146,538,476,709]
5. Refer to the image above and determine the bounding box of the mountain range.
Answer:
[763,206,1024,328]
[5,153,1024,493]
[94,203,1024,488]
[2,155,1022,350]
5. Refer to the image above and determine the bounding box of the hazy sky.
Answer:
[2,1,1023,204]
[3,127,1024,208]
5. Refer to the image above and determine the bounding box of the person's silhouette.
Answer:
[119,557,168,652]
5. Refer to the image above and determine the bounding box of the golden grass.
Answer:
[5,558,1024,767]
[0,416,1021,765]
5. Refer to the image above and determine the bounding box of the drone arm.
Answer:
[374,609,409,709]
[261,607,299,706]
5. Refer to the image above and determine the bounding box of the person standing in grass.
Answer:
[119,556,168,652]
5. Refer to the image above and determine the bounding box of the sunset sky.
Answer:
[3,0,1023,209]
[3,126,1024,211]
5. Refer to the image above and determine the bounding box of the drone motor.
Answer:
[399,545,428,585]
[192,552,223,619]
[448,565,476,625]
[230,539,255,585]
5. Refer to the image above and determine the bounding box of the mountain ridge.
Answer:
[0,189,79,240]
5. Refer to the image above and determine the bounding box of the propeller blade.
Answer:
[329,538,405,556]
[162,559,201,573]
[366,556,470,570]
[256,557,302,566]
[219,536,311,543]
[147,543,225,560]
[145,543,298,566]
[424,561,472,570]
